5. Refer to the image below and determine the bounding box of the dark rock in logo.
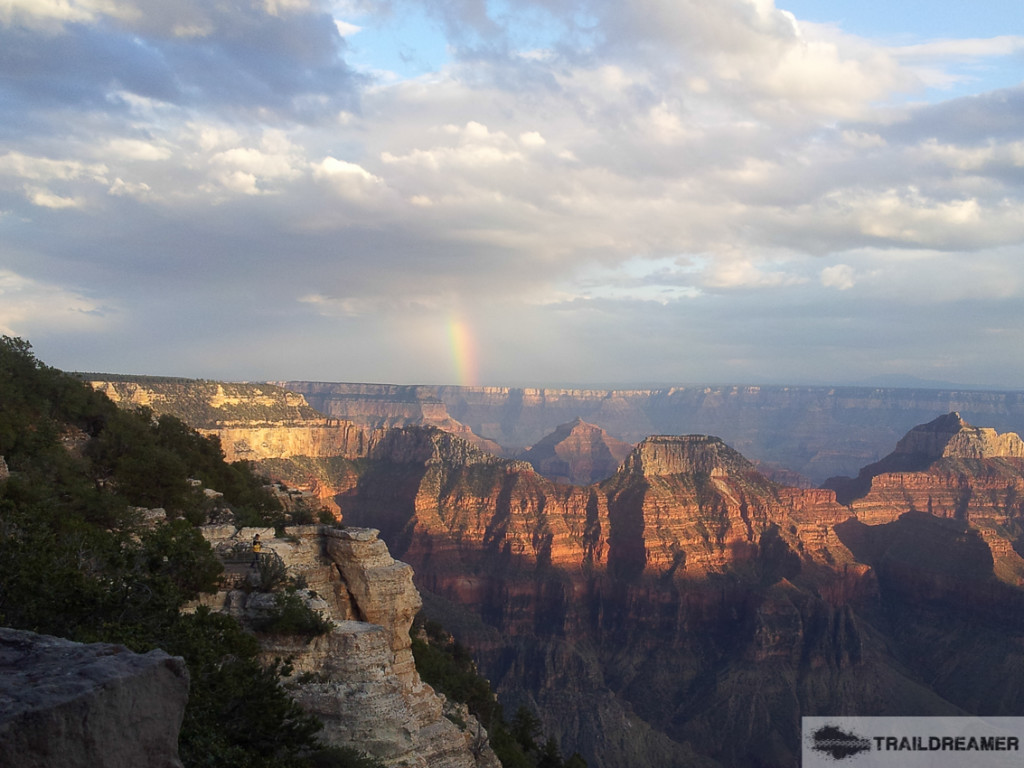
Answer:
[811,725,873,760]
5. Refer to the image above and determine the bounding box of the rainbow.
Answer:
[447,316,478,386]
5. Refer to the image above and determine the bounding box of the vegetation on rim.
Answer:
[0,336,381,768]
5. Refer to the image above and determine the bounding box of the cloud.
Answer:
[0,0,356,120]
[2,0,1024,387]
[312,157,389,202]
[821,264,855,290]
[0,269,113,335]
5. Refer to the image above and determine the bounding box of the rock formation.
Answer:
[0,627,189,768]
[252,421,1024,768]
[519,418,633,485]
[89,379,323,426]
[278,381,1024,484]
[195,525,500,768]
[826,412,1024,509]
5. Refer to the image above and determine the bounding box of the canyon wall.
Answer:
[280,381,1024,484]
[255,417,1024,768]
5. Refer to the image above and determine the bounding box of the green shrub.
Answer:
[255,550,289,592]
[256,592,334,638]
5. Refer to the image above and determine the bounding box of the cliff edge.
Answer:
[196,525,500,768]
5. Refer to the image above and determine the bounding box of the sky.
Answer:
[1,0,1023,389]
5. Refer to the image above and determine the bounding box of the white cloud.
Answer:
[263,0,313,16]
[703,257,807,289]
[893,36,1024,60]
[312,157,388,202]
[0,0,133,31]
[0,152,108,183]
[0,270,112,334]
[334,19,360,36]
[4,0,1024,386]
[26,187,83,209]
[841,130,887,148]
[821,264,855,290]
[105,139,173,162]
[108,177,152,197]
[205,131,306,195]
[519,131,546,148]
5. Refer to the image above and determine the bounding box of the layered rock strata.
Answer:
[195,525,500,768]
[90,378,502,461]
[0,627,189,768]
[279,381,1024,484]
[86,378,1024,768]
[829,413,1024,522]
[325,432,886,767]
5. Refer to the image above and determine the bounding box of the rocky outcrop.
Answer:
[89,379,323,427]
[826,413,1024,509]
[271,382,504,456]
[321,430,888,767]
[0,627,189,768]
[520,418,633,485]
[195,525,500,768]
[620,434,750,478]
[891,411,1024,460]
[85,376,1024,768]
[207,421,382,463]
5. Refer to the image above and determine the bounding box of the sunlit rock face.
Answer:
[0,628,189,768]
[89,380,323,425]
[195,525,500,768]
[826,414,1024,528]
[519,418,634,485]
[266,381,505,456]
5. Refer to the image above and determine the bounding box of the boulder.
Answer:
[0,628,189,768]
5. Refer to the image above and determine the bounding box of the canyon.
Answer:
[87,376,1024,768]
[276,381,1024,485]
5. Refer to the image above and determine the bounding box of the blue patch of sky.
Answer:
[340,5,450,79]
[341,0,1021,99]
[340,1,600,79]
[779,0,1018,40]
[779,0,1024,99]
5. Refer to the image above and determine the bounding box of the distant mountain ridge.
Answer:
[277,381,1024,484]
